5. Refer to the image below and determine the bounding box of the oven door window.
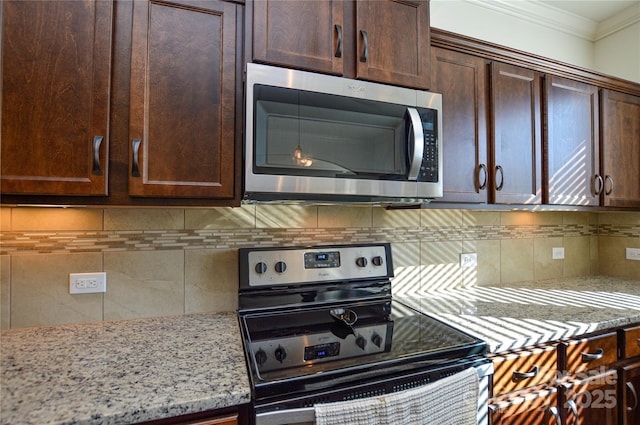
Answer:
[253,85,410,180]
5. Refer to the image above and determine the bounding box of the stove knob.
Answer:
[255,349,267,366]
[371,333,382,347]
[356,335,367,350]
[255,262,268,274]
[274,261,287,274]
[355,257,368,268]
[274,346,287,363]
[372,256,383,266]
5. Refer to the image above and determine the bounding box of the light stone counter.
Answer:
[0,312,250,425]
[398,276,640,353]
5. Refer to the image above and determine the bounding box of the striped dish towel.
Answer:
[314,367,479,425]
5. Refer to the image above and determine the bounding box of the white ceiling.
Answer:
[540,0,640,23]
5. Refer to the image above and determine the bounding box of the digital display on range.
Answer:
[304,342,340,361]
[304,251,340,269]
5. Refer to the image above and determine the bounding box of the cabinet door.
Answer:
[252,0,344,75]
[356,0,430,89]
[490,387,560,425]
[1,0,112,196]
[620,361,640,425]
[129,0,237,198]
[430,47,488,203]
[600,89,640,207]
[546,76,600,206]
[491,62,542,204]
[562,370,618,425]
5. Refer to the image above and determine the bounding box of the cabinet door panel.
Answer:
[1,0,112,195]
[621,361,640,425]
[129,0,236,198]
[430,48,488,203]
[491,62,542,204]
[562,370,618,425]
[252,0,344,75]
[356,0,430,89]
[600,89,640,207]
[546,76,599,206]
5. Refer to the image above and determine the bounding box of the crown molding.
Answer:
[463,0,640,42]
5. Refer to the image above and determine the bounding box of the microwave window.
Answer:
[253,85,409,179]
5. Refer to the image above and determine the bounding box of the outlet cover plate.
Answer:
[626,248,640,261]
[69,272,106,294]
[460,253,477,268]
[552,247,565,260]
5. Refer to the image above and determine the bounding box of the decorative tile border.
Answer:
[0,222,614,255]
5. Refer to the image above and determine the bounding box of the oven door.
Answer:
[244,63,443,203]
[253,361,493,425]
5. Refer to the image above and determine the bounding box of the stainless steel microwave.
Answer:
[244,63,443,205]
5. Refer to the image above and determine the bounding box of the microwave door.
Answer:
[406,107,424,181]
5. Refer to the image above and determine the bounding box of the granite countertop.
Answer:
[398,276,640,354]
[0,312,251,425]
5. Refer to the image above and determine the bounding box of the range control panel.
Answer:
[239,243,393,288]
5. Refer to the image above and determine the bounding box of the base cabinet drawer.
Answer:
[560,369,618,425]
[489,386,560,425]
[492,345,558,394]
[620,326,640,359]
[562,332,618,374]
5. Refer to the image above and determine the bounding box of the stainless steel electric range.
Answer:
[237,243,492,425]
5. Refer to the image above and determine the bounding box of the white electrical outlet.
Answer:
[460,253,477,268]
[552,247,565,260]
[626,248,640,261]
[69,272,107,294]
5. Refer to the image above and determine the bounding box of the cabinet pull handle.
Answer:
[593,174,604,195]
[580,347,604,362]
[512,365,539,381]
[546,406,561,425]
[360,30,369,63]
[478,164,488,190]
[604,175,614,195]
[628,382,639,411]
[335,24,342,58]
[566,399,578,425]
[92,136,104,176]
[132,138,141,177]
[637,338,640,347]
[495,165,504,191]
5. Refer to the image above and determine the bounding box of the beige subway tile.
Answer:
[534,212,563,225]
[11,253,103,328]
[373,208,420,228]
[500,211,535,226]
[104,208,183,231]
[421,240,463,290]
[11,207,103,231]
[185,206,255,229]
[564,236,591,277]
[0,207,11,231]
[104,250,184,320]
[318,206,372,228]
[462,211,500,227]
[562,212,591,225]
[599,236,640,279]
[185,249,238,313]
[463,239,500,285]
[421,209,462,227]
[390,242,421,294]
[598,212,640,225]
[534,237,563,281]
[256,205,318,228]
[1,256,10,329]
[500,239,534,283]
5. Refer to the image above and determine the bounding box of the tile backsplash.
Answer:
[1,206,639,329]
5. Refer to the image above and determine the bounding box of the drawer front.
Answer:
[621,326,640,359]
[564,332,617,373]
[492,345,558,395]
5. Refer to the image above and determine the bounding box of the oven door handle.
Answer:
[406,107,424,181]
[256,407,315,425]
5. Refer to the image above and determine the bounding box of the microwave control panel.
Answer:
[418,108,438,182]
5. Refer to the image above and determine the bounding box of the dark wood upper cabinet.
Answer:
[545,76,600,206]
[600,89,640,208]
[491,62,542,205]
[1,0,112,196]
[128,0,237,198]
[251,0,431,90]
[430,47,489,203]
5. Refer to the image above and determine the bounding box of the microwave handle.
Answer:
[406,107,424,181]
